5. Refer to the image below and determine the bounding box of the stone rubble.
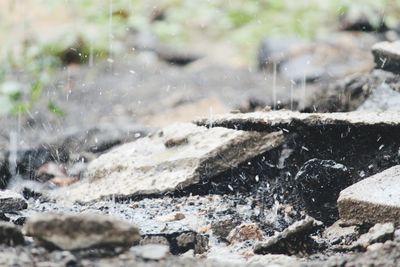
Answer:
[350,222,395,250]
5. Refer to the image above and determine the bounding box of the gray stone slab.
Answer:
[195,110,400,132]
[53,123,284,203]
[338,165,400,225]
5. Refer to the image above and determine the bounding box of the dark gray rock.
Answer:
[0,222,24,246]
[254,216,322,255]
[0,190,27,212]
[295,159,351,224]
[372,41,400,74]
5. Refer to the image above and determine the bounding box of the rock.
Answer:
[132,244,170,260]
[23,213,140,250]
[49,176,79,187]
[195,110,400,132]
[211,219,241,240]
[0,222,24,245]
[248,254,301,267]
[372,41,400,74]
[226,223,264,244]
[323,220,359,245]
[0,190,27,212]
[351,223,395,249]
[338,165,400,225]
[156,212,186,222]
[357,83,400,112]
[295,159,351,224]
[254,216,322,255]
[54,123,284,202]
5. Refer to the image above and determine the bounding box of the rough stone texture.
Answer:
[226,223,264,244]
[372,41,400,74]
[323,220,359,245]
[351,223,395,249]
[0,222,24,246]
[54,123,284,202]
[254,216,322,255]
[357,83,400,112]
[295,159,351,224]
[195,110,400,132]
[0,190,28,212]
[338,165,400,225]
[23,213,140,250]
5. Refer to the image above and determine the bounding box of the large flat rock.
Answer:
[53,123,284,203]
[338,166,400,225]
[372,41,400,74]
[195,110,400,131]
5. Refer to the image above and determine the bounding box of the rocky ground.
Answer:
[3,16,400,267]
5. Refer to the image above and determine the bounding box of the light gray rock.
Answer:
[195,110,400,132]
[248,254,301,267]
[132,244,170,260]
[338,165,400,225]
[0,190,27,212]
[372,41,400,74]
[23,213,140,250]
[351,223,394,249]
[357,83,400,112]
[54,123,284,203]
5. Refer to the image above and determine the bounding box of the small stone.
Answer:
[324,220,359,245]
[211,219,240,240]
[372,41,400,74]
[352,223,394,249]
[23,213,140,250]
[338,165,400,225]
[156,212,185,222]
[0,190,27,212]
[295,158,351,224]
[254,216,322,255]
[49,176,79,187]
[226,223,264,244]
[133,244,169,260]
[0,222,24,246]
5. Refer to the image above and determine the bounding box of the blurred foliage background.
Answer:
[0,0,397,116]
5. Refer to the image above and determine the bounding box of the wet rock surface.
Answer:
[372,41,400,73]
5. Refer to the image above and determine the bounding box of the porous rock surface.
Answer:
[23,213,140,250]
[338,165,400,225]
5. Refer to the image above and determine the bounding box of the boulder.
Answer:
[338,165,400,225]
[23,213,140,250]
[54,123,284,202]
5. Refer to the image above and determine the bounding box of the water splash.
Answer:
[272,63,277,110]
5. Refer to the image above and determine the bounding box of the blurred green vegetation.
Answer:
[0,0,397,116]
